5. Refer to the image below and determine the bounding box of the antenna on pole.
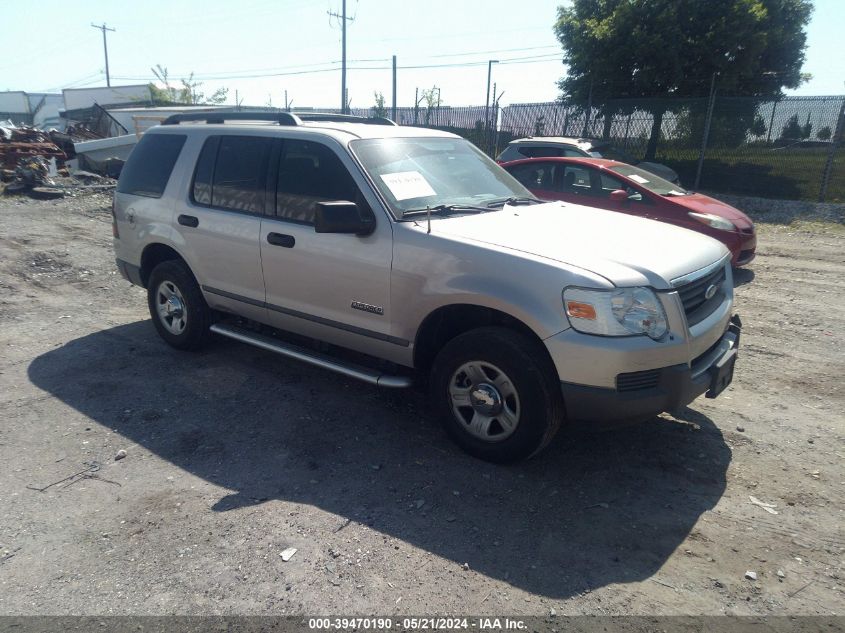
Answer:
[327,0,355,114]
[90,22,116,87]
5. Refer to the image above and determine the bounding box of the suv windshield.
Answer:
[350,137,533,217]
[608,164,688,196]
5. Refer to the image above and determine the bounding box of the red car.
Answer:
[502,157,756,266]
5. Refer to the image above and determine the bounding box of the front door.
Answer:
[259,138,400,361]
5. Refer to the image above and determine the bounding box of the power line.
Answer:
[431,45,559,59]
[112,53,562,82]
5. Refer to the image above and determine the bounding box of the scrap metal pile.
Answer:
[1,121,114,199]
[0,124,67,177]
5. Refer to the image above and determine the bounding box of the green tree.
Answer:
[800,113,813,139]
[750,114,768,137]
[817,126,832,141]
[149,64,228,105]
[555,0,813,159]
[372,91,388,118]
[421,86,441,125]
[780,113,803,140]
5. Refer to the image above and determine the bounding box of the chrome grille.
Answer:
[675,265,727,326]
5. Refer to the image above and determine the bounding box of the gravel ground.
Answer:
[0,192,842,616]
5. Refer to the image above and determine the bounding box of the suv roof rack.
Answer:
[295,113,397,126]
[161,111,397,127]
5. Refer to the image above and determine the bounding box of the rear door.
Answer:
[258,137,399,360]
[172,133,271,322]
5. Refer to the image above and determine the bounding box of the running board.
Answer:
[210,323,412,388]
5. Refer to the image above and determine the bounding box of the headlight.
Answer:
[563,287,668,339]
[689,212,735,231]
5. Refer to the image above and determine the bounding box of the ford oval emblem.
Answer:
[704,283,720,300]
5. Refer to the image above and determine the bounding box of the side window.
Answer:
[117,133,186,198]
[507,162,554,189]
[598,172,645,201]
[192,135,272,213]
[558,165,592,195]
[599,172,627,195]
[276,140,365,224]
[518,146,565,158]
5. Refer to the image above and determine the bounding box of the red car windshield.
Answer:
[608,164,688,196]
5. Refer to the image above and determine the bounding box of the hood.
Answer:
[669,192,752,223]
[427,202,728,288]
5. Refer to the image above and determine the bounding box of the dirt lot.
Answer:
[0,192,842,616]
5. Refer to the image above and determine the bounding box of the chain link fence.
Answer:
[300,95,845,202]
[499,96,845,202]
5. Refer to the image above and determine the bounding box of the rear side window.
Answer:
[518,146,562,158]
[507,162,555,189]
[192,135,272,213]
[117,133,186,198]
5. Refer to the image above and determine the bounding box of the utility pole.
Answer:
[583,76,594,136]
[91,22,116,87]
[484,60,499,137]
[694,72,718,191]
[493,88,506,157]
[327,0,354,114]
[391,55,397,122]
[490,82,497,154]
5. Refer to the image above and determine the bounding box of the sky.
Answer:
[1,0,842,109]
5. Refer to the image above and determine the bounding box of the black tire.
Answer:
[28,187,65,200]
[147,260,211,350]
[430,326,565,463]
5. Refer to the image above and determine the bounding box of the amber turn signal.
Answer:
[566,301,597,320]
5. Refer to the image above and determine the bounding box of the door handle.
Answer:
[267,232,295,248]
[178,214,199,228]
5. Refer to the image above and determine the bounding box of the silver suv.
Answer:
[112,112,740,463]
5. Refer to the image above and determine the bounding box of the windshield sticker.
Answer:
[380,171,436,201]
[628,174,650,184]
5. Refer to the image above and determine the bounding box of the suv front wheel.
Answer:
[147,260,212,350]
[430,327,565,462]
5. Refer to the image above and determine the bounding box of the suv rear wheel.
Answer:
[147,260,211,350]
[430,326,564,462]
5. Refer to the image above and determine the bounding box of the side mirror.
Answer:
[609,189,629,202]
[315,201,375,235]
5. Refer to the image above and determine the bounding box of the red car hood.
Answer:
[669,193,752,224]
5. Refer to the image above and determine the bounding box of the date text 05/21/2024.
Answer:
[308,617,527,630]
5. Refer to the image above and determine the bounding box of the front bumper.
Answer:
[733,231,757,266]
[560,315,741,423]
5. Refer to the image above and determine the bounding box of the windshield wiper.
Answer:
[486,196,542,208]
[401,203,490,219]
